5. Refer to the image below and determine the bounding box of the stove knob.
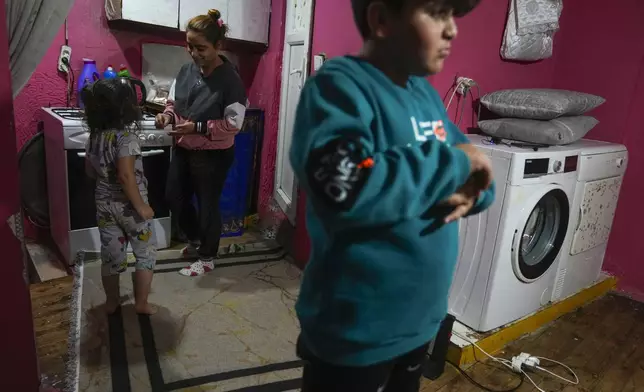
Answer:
[553,160,562,172]
[616,157,625,167]
[138,134,146,142]
[158,136,165,144]
[148,134,157,142]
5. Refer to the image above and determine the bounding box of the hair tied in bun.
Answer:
[208,9,221,20]
[208,9,224,27]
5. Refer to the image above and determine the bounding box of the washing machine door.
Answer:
[512,185,570,283]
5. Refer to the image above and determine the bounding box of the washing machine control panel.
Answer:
[523,154,578,178]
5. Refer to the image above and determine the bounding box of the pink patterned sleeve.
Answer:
[197,102,247,140]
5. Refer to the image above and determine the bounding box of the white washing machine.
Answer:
[551,140,627,302]
[449,135,580,332]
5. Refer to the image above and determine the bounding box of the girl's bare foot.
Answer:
[135,303,158,315]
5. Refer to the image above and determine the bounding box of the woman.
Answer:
[155,9,247,277]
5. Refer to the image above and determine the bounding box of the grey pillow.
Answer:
[480,89,605,120]
[478,116,599,145]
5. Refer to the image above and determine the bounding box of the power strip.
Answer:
[58,45,72,72]
[511,352,540,373]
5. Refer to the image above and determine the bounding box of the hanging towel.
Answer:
[501,0,563,61]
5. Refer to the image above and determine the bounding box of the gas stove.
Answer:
[42,107,172,149]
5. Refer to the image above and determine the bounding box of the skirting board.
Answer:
[447,273,618,366]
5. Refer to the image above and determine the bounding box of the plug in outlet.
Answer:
[313,54,326,71]
[456,76,476,95]
[58,45,72,72]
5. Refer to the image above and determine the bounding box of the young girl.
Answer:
[83,78,157,315]
[155,9,247,277]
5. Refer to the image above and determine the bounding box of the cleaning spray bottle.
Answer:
[117,65,131,78]
[103,65,117,79]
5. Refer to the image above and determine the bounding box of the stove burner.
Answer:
[52,108,84,119]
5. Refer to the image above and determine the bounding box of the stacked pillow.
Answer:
[478,89,605,145]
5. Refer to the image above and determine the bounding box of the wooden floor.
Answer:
[422,294,644,391]
[30,276,644,392]
[31,276,74,390]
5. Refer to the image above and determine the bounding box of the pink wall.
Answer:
[293,0,561,264]
[0,1,40,390]
[551,0,644,298]
[247,0,286,213]
[14,0,286,228]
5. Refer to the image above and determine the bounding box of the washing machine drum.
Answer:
[514,188,570,282]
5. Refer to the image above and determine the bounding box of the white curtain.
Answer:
[5,0,75,97]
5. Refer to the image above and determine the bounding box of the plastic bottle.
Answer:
[77,59,100,108]
[117,65,131,78]
[103,65,117,79]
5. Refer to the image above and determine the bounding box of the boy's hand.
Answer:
[441,178,479,223]
[455,143,493,192]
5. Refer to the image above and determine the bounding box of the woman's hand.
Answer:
[155,113,172,129]
[168,121,197,136]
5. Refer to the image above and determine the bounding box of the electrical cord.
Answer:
[61,57,74,107]
[447,359,524,392]
[445,80,466,112]
[446,79,480,128]
[451,330,579,392]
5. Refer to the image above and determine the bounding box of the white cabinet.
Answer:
[107,0,271,45]
[227,0,271,44]
[106,0,180,28]
[178,0,271,45]
[179,0,228,31]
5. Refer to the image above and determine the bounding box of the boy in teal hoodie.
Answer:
[289,0,494,391]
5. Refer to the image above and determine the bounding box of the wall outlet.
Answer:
[456,76,476,95]
[313,54,326,71]
[58,45,72,72]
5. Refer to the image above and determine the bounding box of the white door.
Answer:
[274,0,314,223]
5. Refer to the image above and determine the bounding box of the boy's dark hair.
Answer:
[81,78,142,133]
[351,0,481,38]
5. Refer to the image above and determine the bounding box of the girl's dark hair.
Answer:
[186,9,229,46]
[351,0,481,38]
[81,78,142,133]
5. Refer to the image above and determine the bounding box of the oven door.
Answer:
[67,147,171,231]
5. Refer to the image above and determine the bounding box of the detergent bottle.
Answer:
[77,59,100,108]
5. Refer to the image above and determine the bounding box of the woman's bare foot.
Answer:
[105,300,121,315]
[135,303,158,315]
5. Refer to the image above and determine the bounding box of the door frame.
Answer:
[274,0,316,224]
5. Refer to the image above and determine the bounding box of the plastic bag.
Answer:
[145,72,172,104]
